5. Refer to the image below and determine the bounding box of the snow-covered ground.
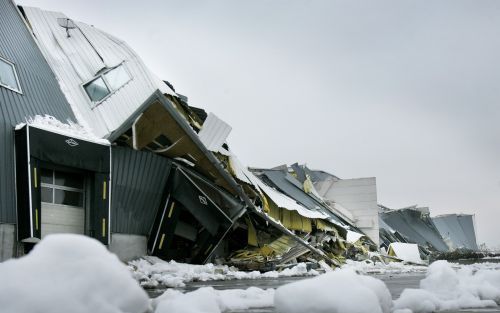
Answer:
[341,259,428,275]
[3,234,500,313]
[129,256,434,289]
[129,256,319,288]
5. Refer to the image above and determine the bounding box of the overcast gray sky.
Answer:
[19,0,500,248]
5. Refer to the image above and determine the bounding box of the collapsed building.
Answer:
[0,1,377,267]
[379,205,449,254]
[378,205,479,261]
[0,1,249,262]
[0,0,480,268]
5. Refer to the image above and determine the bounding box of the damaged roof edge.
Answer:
[108,90,244,196]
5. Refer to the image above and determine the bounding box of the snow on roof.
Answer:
[346,230,365,244]
[227,154,330,220]
[16,115,110,145]
[388,242,424,264]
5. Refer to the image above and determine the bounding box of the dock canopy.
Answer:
[15,125,111,244]
[149,164,246,264]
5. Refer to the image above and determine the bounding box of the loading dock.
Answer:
[15,125,111,248]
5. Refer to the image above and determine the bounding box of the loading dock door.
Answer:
[40,169,85,238]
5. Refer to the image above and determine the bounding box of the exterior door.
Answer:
[40,169,85,238]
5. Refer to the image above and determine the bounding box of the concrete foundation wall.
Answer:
[0,224,16,261]
[109,233,147,262]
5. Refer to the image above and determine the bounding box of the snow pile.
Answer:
[342,259,427,275]
[274,268,392,313]
[0,234,149,313]
[393,260,500,312]
[129,257,318,288]
[153,287,274,313]
[16,115,109,145]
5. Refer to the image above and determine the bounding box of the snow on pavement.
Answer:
[129,256,318,288]
[341,259,428,275]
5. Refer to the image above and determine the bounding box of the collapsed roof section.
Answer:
[109,91,239,196]
[22,6,176,138]
[247,164,371,240]
[378,215,409,250]
[432,214,478,251]
[380,207,449,252]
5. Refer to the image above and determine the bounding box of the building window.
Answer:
[0,56,21,93]
[84,77,109,102]
[40,168,85,207]
[83,63,131,104]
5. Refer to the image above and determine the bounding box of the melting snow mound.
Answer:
[153,287,274,313]
[0,234,149,313]
[274,268,392,313]
[393,260,500,313]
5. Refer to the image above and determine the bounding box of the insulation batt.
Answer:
[0,234,149,313]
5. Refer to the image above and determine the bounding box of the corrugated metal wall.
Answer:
[111,146,172,235]
[0,0,75,223]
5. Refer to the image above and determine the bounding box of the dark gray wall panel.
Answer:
[0,0,75,223]
[111,146,172,235]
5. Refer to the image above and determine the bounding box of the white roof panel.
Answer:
[198,113,232,152]
[23,7,176,138]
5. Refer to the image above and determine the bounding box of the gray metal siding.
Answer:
[0,0,75,223]
[111,146,172,235]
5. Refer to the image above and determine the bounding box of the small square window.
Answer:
[0,57,21,93]
[104,65,130,90]
[83,77,110,102]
